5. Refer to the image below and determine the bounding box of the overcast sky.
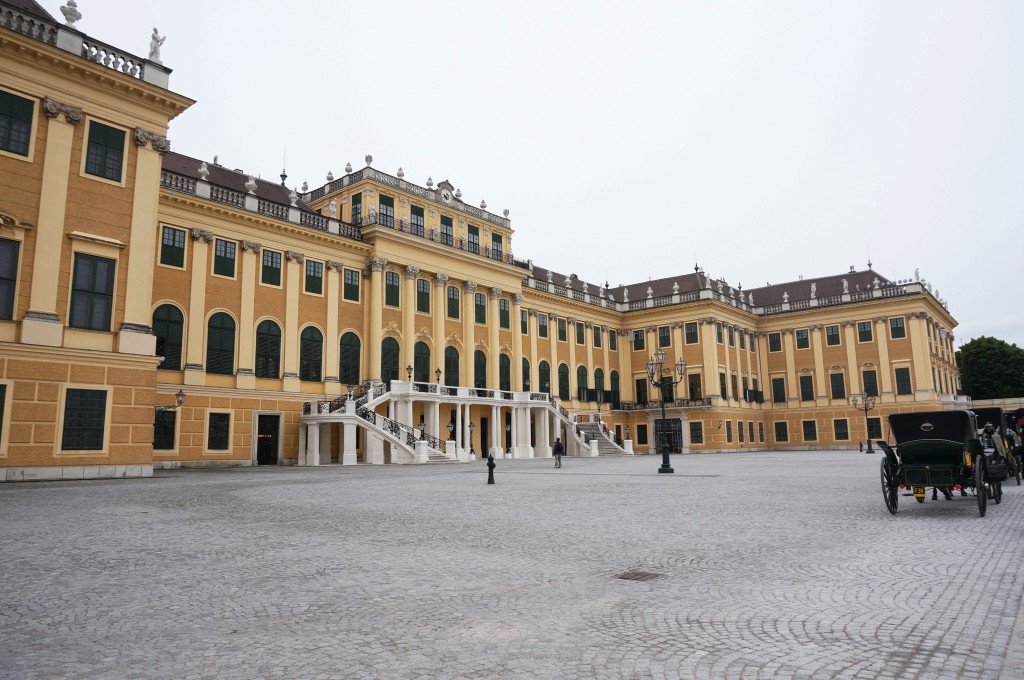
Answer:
[59,1,1024,349]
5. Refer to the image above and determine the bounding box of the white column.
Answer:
[455,402,463,452]
[307,425,321,466]
[511,407,519,456]
[431,401,440,439]
[298,424,308,466]
[342,421,357,465]
[366,431,385,465]
[319,424,332,464]
[490,405,501,457]
[525,407,534,457]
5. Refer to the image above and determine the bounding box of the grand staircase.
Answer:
[576,422,629,456]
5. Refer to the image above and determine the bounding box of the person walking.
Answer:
[553,438,563,468]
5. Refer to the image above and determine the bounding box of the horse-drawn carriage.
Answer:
[974,406,1021,486]
[877,410,1000,516]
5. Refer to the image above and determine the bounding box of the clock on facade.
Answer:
[440,188,453,205]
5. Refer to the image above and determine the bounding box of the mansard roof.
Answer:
[162,152,316,213]
[6,0,54,21]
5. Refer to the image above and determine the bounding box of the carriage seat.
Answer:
[898,439,965,467]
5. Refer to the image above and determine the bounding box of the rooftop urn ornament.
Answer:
[343,163,352,174]
[915,268,920,281]
[783,291,789,302]
[301,181,308,192]
[326,171,334,182]
[280,169,287,186]
[717,280,724,293]
[582,282,589,294]
[623,288,629,302]
[842,279,849,293]
[480,199,487,209]
[426,177,434,188]
[198,161,209,181]
[647,286,653,299]
[564,275,572,288]
[810,282,817,298]
[503,209,509,218]
[397,167,404,178]
[365,155,373,167]
[244,175,257,194]
[873,276,881,288]
[455,188,462,199]
[546,271,553,282]
[672,282,680,294]
[288,188,298,207]
[149,28,166,64]
[60,1,81,27]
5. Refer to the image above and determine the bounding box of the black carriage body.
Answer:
[886,411,978,489]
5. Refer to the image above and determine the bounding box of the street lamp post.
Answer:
[468,422,476,455]
[435,367,442,384]
[851,393,878,454]
[154,389,186,413]
[405,364,414,381]
[646,350,686,474]
[447,421,455,440]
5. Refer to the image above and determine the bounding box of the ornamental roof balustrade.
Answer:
[0,3,57,44]
[354,210,521,266]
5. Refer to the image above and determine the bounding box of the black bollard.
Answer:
[859,442,863,453]
[486,454,496,485]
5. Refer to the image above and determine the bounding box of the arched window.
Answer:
[414,341,431,383]
[539,361,551,394]
[474,350,487,388]
[299,327,323,382]
[206,312,235,375]
[499,354,511,392]
[610,370,620,404]
[558,363,570,401]
[255,320,281,379]
[595,368,605,392]
[444,347,460,387]
[522,357,530,391]
[381,337,400,384]
[577,365,589,401]
[340,333,361,386]
[153,304,183,371]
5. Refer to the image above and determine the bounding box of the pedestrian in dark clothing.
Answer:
[553,438,563,468]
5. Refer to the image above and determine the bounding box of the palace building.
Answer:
[0,1,962,480]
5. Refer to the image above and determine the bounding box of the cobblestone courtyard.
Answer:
[2,451,1022,680]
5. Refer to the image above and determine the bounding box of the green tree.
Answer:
[955,336,1024,399]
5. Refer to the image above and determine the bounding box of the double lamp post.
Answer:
[646,349,686,474]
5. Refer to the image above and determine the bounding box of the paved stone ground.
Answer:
[2,451,1023,680]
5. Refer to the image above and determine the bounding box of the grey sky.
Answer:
[63,1,1023,349]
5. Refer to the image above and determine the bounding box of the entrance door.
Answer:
[256,414,280,465]
[655,418,683,453]
[480,416,489,454]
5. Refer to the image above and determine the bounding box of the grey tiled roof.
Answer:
[162,151,316,213]
[5,0,54,21]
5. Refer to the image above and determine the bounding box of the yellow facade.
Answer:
[0,4,962,478]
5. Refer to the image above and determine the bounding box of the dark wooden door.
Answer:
[256,414,279,465]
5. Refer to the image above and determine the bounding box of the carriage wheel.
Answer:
[976,457,987,517]
[880,458,899,514]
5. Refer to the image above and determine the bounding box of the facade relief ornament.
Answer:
[241,241,261,253]
[528,309,537,318]
[415,328,432,340]
[190,229,213,242]
[43,97,82,125]
[874,316,888,323]
[326,260,344,272]
[475,338,488,349]
[367,256,387,272]
[404,265,420,279]
[133,127,170,153]
[434,273,449,287]
[490,287,503,299]
[671,322,683,329]
[809,324,822,331]
[285,251,304,263]
[841,320,856,327]
[383,321,399,334]
[616,329,630,336]
[513,293,524,305]
[464,281,477,293]
[446,332,463,347]
[645,326,656,333]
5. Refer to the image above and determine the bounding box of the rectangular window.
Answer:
[857,321,873,343]
[207,412,231,450]
[890,317,906,339]
[725,421,733,443]
[771,377,786,403]
[153,410,176,450]
[895,367,912,395]
[467,225,480,254]
[0,384,6,444]
[378,194,394,227]
[658,326,671,348]
[609,331,617,351]
[834,418,849,441]
[416,279,430,312]
[688,374,703,400]
[728,327,735,347]
[447,286,460,318]
[305,260,324,295]
[85,121,124,182]
[738,420,744,442]
[636,424,648,446]
[475,292,486,324]
[730,375,738,401]
[768,332,782,352]
[261,250,281,286]
[758,422,764,443]
[538,314,548,338]
[213,239,236,277]
[739,331,746,350]
[440,216,454,246]
[690,421,703,444]
[799,375,814,401]
[62,388,106,450]
[796,329,809,349]
[343,269,360,301]
[350,193,362,225]
[0,90,33,156]
[410,205,425,236]
[748,421,755,443]
[384,270,399,306]
[69,253,115,331]
[521,310,527,335]
[719,373,728,399]
[685,322,698,344]
[867,417,883,440]
[862,369,879,397]
[774,421,789,442]
[0,237,19,320]
[826,324,841,346]
[633,330,645,351]
[499,299,510,329]
[830,373,846,399]
[802,420,817,441]
[635,379,648,404]
[576,322,585,345]
[716,323,723,344]
[491,233,503,258]
[557,318,567,342]
[159,226,185,268]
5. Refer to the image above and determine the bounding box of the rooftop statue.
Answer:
[149,28,166,64]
